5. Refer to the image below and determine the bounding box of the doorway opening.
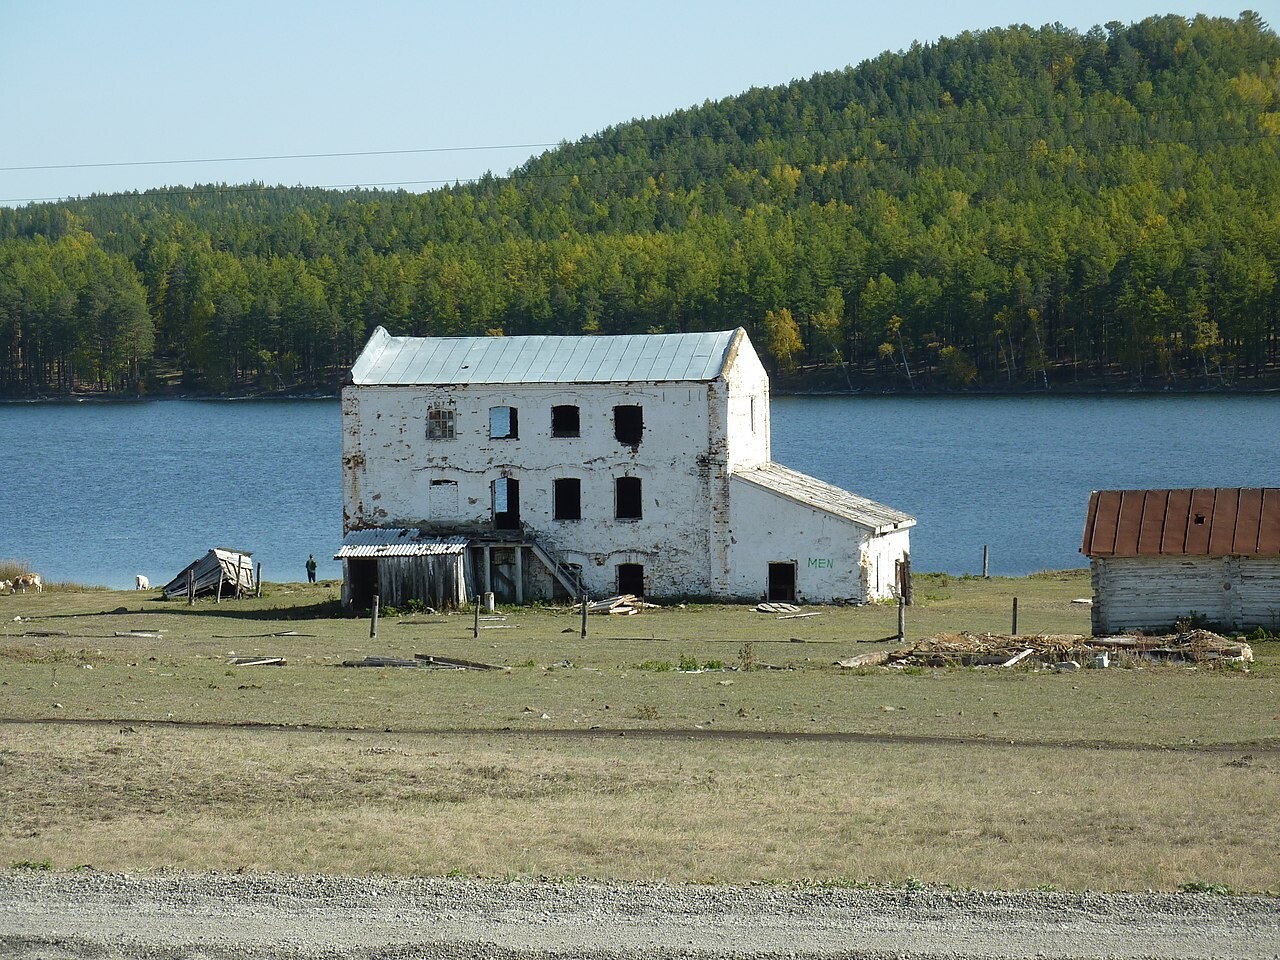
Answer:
[767,561,796,603]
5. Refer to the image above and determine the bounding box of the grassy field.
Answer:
[1,571,1277,892]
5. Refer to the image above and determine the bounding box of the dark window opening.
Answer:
[614,405,643,446]
[618,563,645,597]
[768,562,797,603]
[554,478,581,520]
[552,405,580,438]
[615,476,642,520]
[1194,514,1206,525]
[489,406,518,440]
[493,477,521,530]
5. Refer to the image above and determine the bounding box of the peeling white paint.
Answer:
[342,329,911,602]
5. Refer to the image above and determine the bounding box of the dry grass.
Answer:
[0,574,1277,892]
[0,723,1274,892]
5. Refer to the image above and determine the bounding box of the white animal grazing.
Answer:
[0,579,11,595]
[135,575,150,590]
[13,573,42,593]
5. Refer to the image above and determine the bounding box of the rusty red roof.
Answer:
[1081,488,1280,558]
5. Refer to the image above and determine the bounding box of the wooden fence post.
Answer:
[897,596,905,642]
[580,592,588,639]
[370,595,379,639]
[983,544,989,578]
[1011,596,1019,636]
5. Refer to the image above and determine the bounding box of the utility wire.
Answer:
[3,110,1276,205]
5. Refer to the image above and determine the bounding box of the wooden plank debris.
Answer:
[778,612,822,620]
[1001,648,1036,668]
[114,631,163,638]
[835,650,894,669]
[573,594,656,616]
[755,602,800,613]
[21,630,70,637]
[341,654,506,671]
[226,657,286,667]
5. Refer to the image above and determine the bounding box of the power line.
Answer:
[3,112,1276,206]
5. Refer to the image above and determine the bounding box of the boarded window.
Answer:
[615,476,642,520]
[553,478,581,520]
[614,405,643,446]
[427,406,455,440]
[489,406,518,440]
[429,479,458,517]
[618,563,645,596]
[551,405,580,438]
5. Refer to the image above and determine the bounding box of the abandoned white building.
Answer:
[1081,488,1280,634]
[338,326,914,609]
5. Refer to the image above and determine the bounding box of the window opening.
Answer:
[553,478,582,520]
[614,405,643,446]
[617,563,645,597]
[767,562,797,603]
[551,405,580,438]
[489,406,518,440]
[492,477,521,530]
[615,476,642,520]
[427,405,455,440]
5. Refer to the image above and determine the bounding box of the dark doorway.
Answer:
[617,563,645,597]
[767,562,796,603]
[493,477,521,530]
[346,558,378,611]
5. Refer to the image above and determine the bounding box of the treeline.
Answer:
[1,12,1279,395]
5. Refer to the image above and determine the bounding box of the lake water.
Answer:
[1,395,1274,590]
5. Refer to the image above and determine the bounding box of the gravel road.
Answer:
[1,873,1277,959]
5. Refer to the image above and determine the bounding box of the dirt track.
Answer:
[2,873,1278,959]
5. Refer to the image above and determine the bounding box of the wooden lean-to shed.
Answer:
[335,529,469,611]
[1081,488,1280,634]
[161,548,256,600]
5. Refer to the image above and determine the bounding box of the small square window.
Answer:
[427,406,455,440]
[552,405,580,438]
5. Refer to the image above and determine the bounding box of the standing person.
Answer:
[306,554,317,583]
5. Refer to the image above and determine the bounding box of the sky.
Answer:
[1,1,1263,206]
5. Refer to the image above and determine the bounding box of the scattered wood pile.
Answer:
[342,653,506,671]
[574,595,659,615]
[837,629,1253,670]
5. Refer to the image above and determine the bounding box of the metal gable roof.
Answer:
[1081,488,1280,558]
[350,327,742,386]
[733,462,916,534]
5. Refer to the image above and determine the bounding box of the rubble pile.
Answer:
[838,629,1253,670]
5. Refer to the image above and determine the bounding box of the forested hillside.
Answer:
[1,12,1278,395]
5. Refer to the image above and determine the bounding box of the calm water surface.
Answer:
[1,395,1275,589]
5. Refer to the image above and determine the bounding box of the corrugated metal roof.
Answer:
[336,529,469,559]
[1081,488,1280,558]
[733,462,916,534]
[350,326,742,385]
